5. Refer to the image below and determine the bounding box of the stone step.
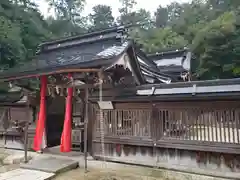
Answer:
[20,157,78,174]
[0,169,54,180]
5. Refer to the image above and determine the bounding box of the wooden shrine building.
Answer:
[0,26,171,153]
[0,26,240,177]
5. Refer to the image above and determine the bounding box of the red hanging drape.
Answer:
[33,75,47,151]
[60,73,73,152]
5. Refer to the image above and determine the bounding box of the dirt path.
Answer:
[53,167,168,180]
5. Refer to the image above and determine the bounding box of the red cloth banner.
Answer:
[60,73,73,152]
[33,75,47,151]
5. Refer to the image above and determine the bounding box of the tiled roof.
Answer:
[36,40,129,69]
[137,77,240,92]
[0,26,179,85]
[137,78,240,96]
[96,42,129,58]
[0,28,129,80]
[148,49,191,74]
[0,91,24,104]
[136,50,172,84]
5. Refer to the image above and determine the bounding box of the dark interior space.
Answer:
[45,96,66,148]
[46,113,65,147]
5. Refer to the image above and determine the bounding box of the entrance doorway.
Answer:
[45,97,66,148]
[46,113,64,147]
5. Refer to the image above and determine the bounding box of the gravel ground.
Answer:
[0,149,19,174]
[53,167,168,180]
[0,164,19,173]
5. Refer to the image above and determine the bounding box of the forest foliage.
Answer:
[1,0,240,80]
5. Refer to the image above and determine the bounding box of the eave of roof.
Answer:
[140,66,172,83]
[147,49,187,60]
[0,91,24,104]
[38,26,126,53]
[0,42,131,81]
[137,78,240,96]
[136,49,173,83]
[136,49,159,70]
[90,91,240,102]
[158,66,187,73]
[147,49,191,76]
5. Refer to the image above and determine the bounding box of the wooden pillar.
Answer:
[84,87,89,172]
[24,95,30,163]
[60,73,73,152]
[33,75,47,152]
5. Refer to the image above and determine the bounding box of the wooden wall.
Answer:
[91,100,240,173]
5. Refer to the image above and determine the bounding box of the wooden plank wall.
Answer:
[92,100,240,155]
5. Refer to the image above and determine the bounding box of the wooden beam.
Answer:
[1,68,100,82]
[46,84,96,92]
[68,84,95,89]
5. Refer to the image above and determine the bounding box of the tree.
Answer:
[206,0,237,11]
[124,9,152,27]
[0,16,24,69]
[89,5,115,30]
[167,2,185,23]
[192,11,240,79]
[136,27,187,53]
[118,0,137,25]
[0,0,53,69]
[46,16,87,37]
[118,0,136,15]
[18,4,53,60]
[47,0,85,20]
[46,0,86,36]
[168,1,209,35]
[155,6,168,28]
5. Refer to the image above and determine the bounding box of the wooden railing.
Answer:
[157,108,240,144]
[92,105,240,153]
[94,109,152,139]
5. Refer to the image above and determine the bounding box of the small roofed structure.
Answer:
[0,84,36,150]
[148,48,192,82]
